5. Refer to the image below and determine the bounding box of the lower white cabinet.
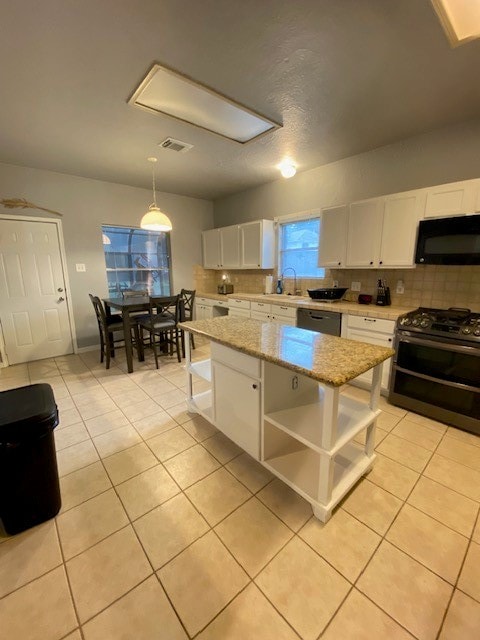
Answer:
[212,361,261,458]
[345,315,394,393]
[249,301,296,325]
[195,296,229,320]
[228,298,251,318]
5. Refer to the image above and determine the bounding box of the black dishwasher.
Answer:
[297,308,341,336]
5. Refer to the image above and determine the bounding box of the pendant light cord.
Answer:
[151,162,157,207]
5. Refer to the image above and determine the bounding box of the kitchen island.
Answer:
[180,316,394,522]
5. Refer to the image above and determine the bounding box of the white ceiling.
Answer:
[1,0,480,200]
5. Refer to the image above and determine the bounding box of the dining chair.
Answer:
[180,289,196,357]
[137,295,182,367]
[89,294,141,369]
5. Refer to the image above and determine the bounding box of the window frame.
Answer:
[101,224,173,296]
[275,210,325,279]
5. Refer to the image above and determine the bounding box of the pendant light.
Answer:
[140,157,172,232]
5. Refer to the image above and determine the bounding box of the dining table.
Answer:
[103,295,184,373]
[103,296,150,373]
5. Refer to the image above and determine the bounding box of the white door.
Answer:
[0,219,73,364]
[240,221,262,268]
[220,225,240,268]
[213,361,261,459]
[318,205,348,267]
[346,199,383,267]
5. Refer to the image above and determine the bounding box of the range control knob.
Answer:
[420,319,430,328]
[462,326,472,335]
[474,328,480,336]
[402,317,412,326]
[412,318,420,326]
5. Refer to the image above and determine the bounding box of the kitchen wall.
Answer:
[212,118,480,311]
[0,162,214,348]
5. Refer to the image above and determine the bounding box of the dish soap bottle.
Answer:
[276,278,283,294]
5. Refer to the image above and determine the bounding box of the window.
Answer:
[102,225,171,296]
[278,217,325,278]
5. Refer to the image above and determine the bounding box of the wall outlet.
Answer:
[396,279,405,294]
[333,280,339,287]
[351,281,361,291]
[75,263,86,272]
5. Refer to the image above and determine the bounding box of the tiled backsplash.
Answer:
[194,264,480,311]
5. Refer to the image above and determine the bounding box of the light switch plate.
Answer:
[76,263,86,272]
[396,280,405,294]
[351,281,361,291]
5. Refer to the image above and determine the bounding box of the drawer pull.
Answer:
[364,318,376,322]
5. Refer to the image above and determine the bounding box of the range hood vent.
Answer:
[159,137,193,153]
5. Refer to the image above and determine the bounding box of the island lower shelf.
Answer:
[263,421,375,516]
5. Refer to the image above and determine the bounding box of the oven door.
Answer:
[389,332,480,432]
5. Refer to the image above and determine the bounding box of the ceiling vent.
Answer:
[159,138,194,153]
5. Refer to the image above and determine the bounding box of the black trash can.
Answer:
[0,383,61,535]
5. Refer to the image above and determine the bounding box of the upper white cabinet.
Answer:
[345,191,424,269]
[318,205,348,267]
[240,220,275,269]
[346,198,383,267]
[424,180,477,218]
[220,226,240,268]
[380,190,425,267]
[203,219,274,270]
[202,229,221,269]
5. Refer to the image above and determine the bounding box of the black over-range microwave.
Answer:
[415,214,480,265]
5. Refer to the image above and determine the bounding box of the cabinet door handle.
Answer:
[369,261,374,265]
[252,384,257,389]
[379,260,383,264]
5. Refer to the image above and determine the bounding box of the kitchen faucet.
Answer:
[281,267,298,295]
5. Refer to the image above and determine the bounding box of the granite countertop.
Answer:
[196,291,412,320]
[180,316,395,387]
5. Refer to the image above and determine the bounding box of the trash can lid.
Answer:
[0,383,58,441]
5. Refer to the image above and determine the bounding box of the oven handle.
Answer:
[396,334,480,356]
[394,365,480,394]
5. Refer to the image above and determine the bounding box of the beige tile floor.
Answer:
[0,344,479,640]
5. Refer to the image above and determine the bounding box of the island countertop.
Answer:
[179,316,394,386]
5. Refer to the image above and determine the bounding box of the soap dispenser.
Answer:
[276,278,283,294]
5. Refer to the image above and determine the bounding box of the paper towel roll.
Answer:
[264,275,273,294]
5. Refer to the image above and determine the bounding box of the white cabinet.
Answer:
[202,219,274,270]
[228,298,251,318]
[424,180,477,218]
[346,198,383,267]
[346,192,423,268]
[240,220,275,269]
[318,205,348,268]
[380,190,425,267]
[345,315,394,394]
[202,229,220,269]
[220,226,240,268]
[250,301,296,325]
[213,361,261,458]
[195,296,229,320]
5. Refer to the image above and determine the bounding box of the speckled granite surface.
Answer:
[180,316,394,386]
[197,292,413,320]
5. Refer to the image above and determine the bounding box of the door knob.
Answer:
[57,297,65,302]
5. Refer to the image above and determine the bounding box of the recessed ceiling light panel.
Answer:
[431,0,480,47]
[128,63,281,144]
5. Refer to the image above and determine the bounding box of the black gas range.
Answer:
[397,307,480,344]
[389,307,480,435]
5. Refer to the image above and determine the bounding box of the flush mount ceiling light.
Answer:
[140,157,172,232]
[128,63,281,144]
[279,160,297,178]
[431,0,480,47]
